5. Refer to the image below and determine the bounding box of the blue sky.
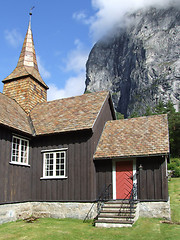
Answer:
[0,0,178,101]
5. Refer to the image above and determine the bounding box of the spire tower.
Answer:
[2,11,48,114]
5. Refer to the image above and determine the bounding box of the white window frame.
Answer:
[10,136,29,166]
[41,149,67,179]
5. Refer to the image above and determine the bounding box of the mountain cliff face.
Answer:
[85,7,180,117]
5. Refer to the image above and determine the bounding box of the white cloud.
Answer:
[74,0,180,41]
[73,11,87,21]
[37,55,51,79]
[64,39,89,73]
[48,39,88,101]
[51,0,179,101]
[4,29,23,47]
[73,11,94,25]
[47,73,85,101]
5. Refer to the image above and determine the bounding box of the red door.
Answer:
[116,161,133,199]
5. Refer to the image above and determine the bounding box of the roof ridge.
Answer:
[112,114,168,122]
[43,90,110,104]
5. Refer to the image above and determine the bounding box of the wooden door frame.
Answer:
[112,158,137,200]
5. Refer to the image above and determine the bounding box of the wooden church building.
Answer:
[0,16,170,226]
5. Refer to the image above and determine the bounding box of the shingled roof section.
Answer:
[2,21,48,89]
[0,93,32,135]
[30,91,110,135]
[94,114,169,160]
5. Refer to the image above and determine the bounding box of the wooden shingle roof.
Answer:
[30,91,110,135]
[94,114,169,159]
[0,93,32,134]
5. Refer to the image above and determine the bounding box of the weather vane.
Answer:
[29,6,35,16]
[29,6,35,23]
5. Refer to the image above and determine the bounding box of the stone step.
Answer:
[95,222,133,228]
[103,205,136,209]
[106,200,134,204]
[95,200,137,228]
[98,217,134,221]
[105,200,137,203]
[98,212,135,217]
[95,219,134,224]
[99,214,134,219]
[101,209,135,214]
[101,208,135,212]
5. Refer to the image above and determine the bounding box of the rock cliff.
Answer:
[85,7,180,117]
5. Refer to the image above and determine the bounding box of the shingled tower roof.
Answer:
[2,20,48,89]
[2,14,49,114]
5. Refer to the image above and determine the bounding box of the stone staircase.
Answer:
[95,200,138,228]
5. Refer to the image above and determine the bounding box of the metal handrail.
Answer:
[83,183,112,223]
[98,183,112,201]
[118,183,137,219]
[129,183,137,218]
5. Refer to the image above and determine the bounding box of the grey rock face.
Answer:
[85,7,180,117]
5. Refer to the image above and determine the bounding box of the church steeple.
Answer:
[2,12,49,114]
[17,20,39,70]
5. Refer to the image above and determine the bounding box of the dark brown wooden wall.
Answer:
[0,126,31,204]
[0,96,115,203]
[31,130,94,201]
[137,156,168,201]
[95,160,112,199]
[89,96,115,200]
[30,96,115,202]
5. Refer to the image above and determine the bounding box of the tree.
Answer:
[145,101,180,157]
[116,112,124,119]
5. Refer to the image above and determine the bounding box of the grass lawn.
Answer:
[168,178,180,223]
[0,179,179,240]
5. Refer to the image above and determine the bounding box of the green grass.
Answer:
[0,178,179,240]
[168,178,180,222]
[0,217,179,240]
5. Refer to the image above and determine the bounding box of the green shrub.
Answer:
[116,112,124,119]
[168,158,180,177]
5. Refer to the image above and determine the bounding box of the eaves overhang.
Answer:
[93,152,170,160]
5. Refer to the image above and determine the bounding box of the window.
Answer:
[42,150,67,179]
[11,136,29,166]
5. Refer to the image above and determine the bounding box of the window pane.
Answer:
[45,153,54,176]
[11,137,29,165]
[12,137,19,162]
[56,151,65,176]
[44,151,66,177]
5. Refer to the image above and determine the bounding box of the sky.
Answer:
[0,0,179,101]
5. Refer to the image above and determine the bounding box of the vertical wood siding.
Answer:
[92,97,115,199]
[31,130,93,201]
[0,126,32,204]
[0,96,115,203]
[137,156,168,201]
[95,160,112,199]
